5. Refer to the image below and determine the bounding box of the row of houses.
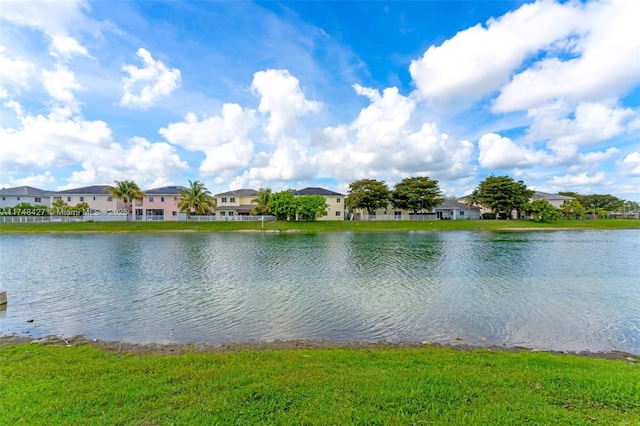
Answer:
[0,184,573,221]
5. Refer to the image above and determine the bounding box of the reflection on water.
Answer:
[0,230,639,354]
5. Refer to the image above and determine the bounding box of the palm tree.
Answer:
[251,188,272,215]
[108,180,145,221]
[178,180,216,216]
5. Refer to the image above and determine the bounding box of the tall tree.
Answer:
[297,195,328,221]
[474,175,533,219]
[391,176,444,214]
[346,179,391,215]
[267,190,298,221]
[560,200,585,220]
[177,180,216,216]
[108,180,145,221]
[251,188,272,215]
[524,199,561,222]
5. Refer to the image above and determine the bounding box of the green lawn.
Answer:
[1,343,638,425]
[1,218,639,233]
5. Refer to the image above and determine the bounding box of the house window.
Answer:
[172,211,177,216]
[336,211,341,216]
[228,211,234,216]
[220,211,226,216]
[323,211,328,216]
[460,211,465,216]
[67,197,72,202]
[35,197,41,203]
[93,196,96,201]
[149,196,154,202]
[161,197,165,202]
[336,198,341,203]
[80,197,84,202]
[107,197,113,202]
[174,196,177,201]
[17,197,20,201]
[230,197,236,202]
[221,197,227,203]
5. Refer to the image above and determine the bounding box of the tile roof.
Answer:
[292,187,344,196]
[0,186,49,196]
[144,186,187,195]
[531,191,575,201]
[437,199,481,210]
[53,185,114,195]
[215,189,258,197]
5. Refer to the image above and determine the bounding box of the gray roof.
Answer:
[293,187,344,196]
[532,191,574,201]
[0,186,49,196]
[215,189,258,197]
[144,186,187,195]
[53,185,114,195]
[437,199,481,210]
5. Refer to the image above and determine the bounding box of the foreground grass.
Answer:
[1,344,638,425]
[1,218,639,233]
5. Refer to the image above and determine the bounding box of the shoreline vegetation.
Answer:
[1,336,638,424]
[1,218,639,233]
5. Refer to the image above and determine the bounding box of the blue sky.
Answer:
[1,0,639,199]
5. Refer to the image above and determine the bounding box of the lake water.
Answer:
[1,231,638,354]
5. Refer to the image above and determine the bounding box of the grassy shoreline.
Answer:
[1,340,638,425]
[1,218,639,233]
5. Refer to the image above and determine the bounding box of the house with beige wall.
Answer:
[51,185,126,212]
[293,187,345,221]
[214,189,258,217]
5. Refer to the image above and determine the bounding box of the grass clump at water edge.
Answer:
[1,342,638,425]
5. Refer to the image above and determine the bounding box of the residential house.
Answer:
[0,186,50,208]
[51,185,125,211]
[530,191,575,209]
[214,189,258,217]
[292,187,345,221]
[137,186,187,221]
[435,199,481,220]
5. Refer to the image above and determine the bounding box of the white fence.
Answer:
[187,215,276,222]
[356,214,438,221]
[0,215,86,223]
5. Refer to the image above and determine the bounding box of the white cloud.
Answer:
[478,133,553,169]
[409,0,580,103]
[494,0,640,112]
[621,152,640,177]
[251,69,322,141]
[315,85,475,182]
[11,171,56,188]
[159,103,256,176]
[0,0,91,39]
[0,46,36,98]
[549,171,607,187]
[63,137,188,189]
[577,147,619,165]
[42,64,83,106]
[524,100,635,160]
[120,48,181,110]
[49,35,90,60]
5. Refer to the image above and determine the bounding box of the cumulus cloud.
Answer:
[120,48,181,110]
[159,103,256,176]
[42,64,83,106]
[620,152,640,177]
[549,171,607,187]
[251,69,322,141]
[478,133,553,169]
[11,171,57,188]
[494,0,640,112]
[63,137,188,189]
[0,46,35,98]
[314,85,475,182]
[409,0,579,103]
